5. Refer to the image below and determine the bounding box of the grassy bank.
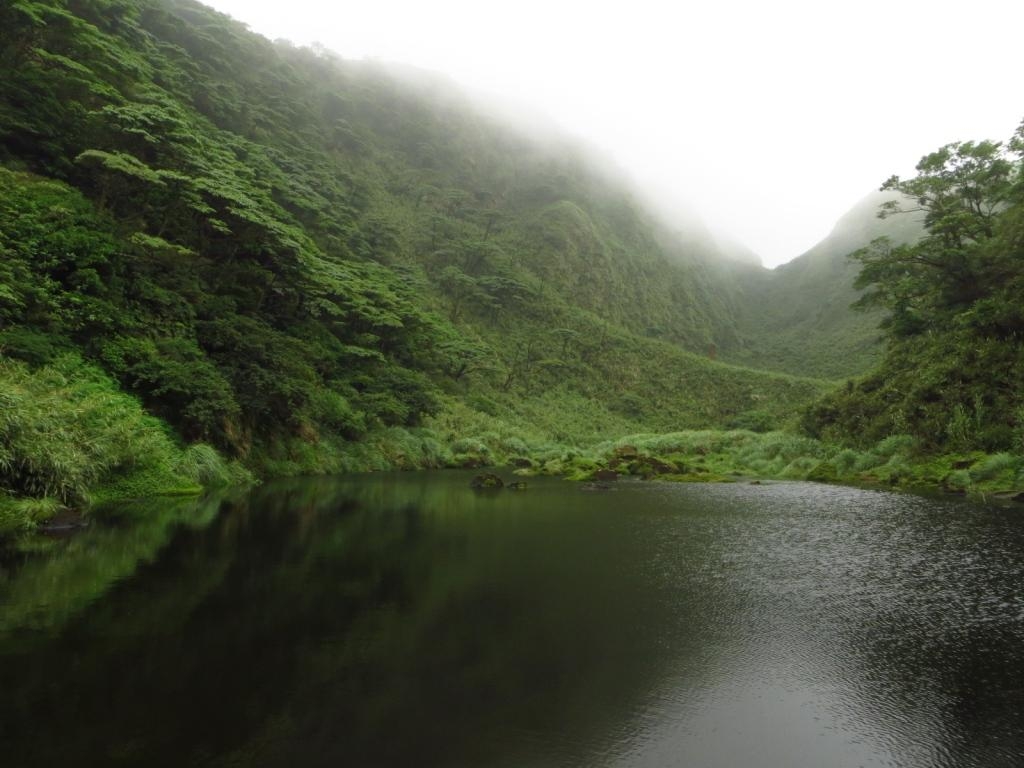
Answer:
[5,356,1018,547]
[260,420,1024,501]
[0,355,250,538]
[390,423,1024,500]
[512,430,1024,499]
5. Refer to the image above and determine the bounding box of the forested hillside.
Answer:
[806,133,1024,452]
[7,0,1018,535]
[725,191,922,379]
[0,0,829,527]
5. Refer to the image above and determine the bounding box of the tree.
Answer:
[852,136,1021,333]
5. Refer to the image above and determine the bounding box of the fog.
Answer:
[205,0,1023,267]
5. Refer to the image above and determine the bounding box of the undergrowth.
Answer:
[0,355,249,537]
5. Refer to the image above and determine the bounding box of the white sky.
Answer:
[205,0,1023,267]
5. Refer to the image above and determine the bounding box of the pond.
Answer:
[1,471,1023,766]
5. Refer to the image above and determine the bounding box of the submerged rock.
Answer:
[507,481,528,490]
[39,509,89,537]
[581,482,614,491]
[470,473,504,489]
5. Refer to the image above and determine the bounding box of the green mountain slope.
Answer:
[805,133,1024,453]
[0,0,825,511]
[724,191,923,379]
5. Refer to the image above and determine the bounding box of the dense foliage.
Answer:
[727,191,922,379]
[0,0,833,529]
[6,0,1019,535]
[806,125,1024,451]
[0,354,249,535]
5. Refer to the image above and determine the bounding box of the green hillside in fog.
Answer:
[726,190,923,379]
[0,0,825,524]
[4,0,1022,530]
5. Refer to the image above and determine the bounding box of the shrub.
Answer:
[727,409,776,433]
[833,449,861,476]
[944,469,972,491]
[173,444,240,487]
[0,355,243,536]
[0,355,184,503]
[779,456,819,479]
[874,434,917,458]
[969,452,1021,483]
[946,405,973,452]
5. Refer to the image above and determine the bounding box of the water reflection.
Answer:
[1,473,1022,767]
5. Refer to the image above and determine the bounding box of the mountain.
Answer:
[0,0,825,507]
[806,134,1024,452]
[723,191,923,379]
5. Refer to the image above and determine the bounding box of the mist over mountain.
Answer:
[3,0,1021,526]
[723,190,923,379]
[0,0,821,489]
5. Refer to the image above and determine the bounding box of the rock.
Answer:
[40,509,88,537]
[470,473,504,489]
[592,469,619,482]
[507,481,528,490]
[749,480,763,485]
[635,457,677,477]
[511,457,534,468]
[581,482,614,491]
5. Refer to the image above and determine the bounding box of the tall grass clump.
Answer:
[874,434,917,458]
[969,452,1021,483]
[174,444,253,487]
[0,496,64,536]
[0,355,239,535]
[833,449,862,476]
[1,356,182,504]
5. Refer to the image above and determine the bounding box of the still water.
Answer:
[1,472,1023,767]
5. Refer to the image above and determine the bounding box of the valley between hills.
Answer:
[3,0,1024,539]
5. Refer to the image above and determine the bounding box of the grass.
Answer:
[4,350,1020,549]
[0,355,248,540]
[414,425,1024,499]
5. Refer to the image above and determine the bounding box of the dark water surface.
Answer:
[2,472,1023,767]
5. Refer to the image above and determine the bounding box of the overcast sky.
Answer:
[205,0,1022,267]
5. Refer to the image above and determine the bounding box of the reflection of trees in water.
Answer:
[0,495,224,644]
[0,474,692,767]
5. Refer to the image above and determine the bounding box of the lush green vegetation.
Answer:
[0,0,833,536]
[726,191,922,379]
[805,127,1024,455]
[502,429,1024,498]
[2,0,1022,541]
[0,354,248,535]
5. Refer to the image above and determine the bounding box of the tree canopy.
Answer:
[806,121,1024,449]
